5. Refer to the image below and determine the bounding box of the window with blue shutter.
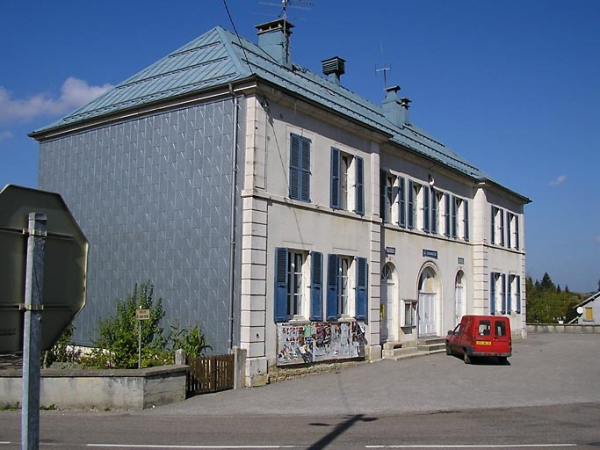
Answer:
[289,134,311,202]
[451,196,458,239]
[407,180,414,229]
[310,252,323,321]
[326,254,339,320]
[490,272,496,315]
[423,186,430,233]
[444,193,450,237]
[380,170,389,222]
[463,200,469,241]
[274,248,289,322]
[355,156,365,215]
[355,257,368,320]
[516,275,521,313]
[431,187,437,234]
[330,148,340,209]
[501,273,507,314]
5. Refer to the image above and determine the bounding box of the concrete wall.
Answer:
[0,365,187,410]
[527,324,600,334]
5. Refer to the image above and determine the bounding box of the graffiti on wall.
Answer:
[277,322,367,366]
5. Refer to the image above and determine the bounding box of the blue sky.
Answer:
[1,0,599,293]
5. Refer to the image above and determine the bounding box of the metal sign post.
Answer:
[136,309,150,369]
[22,213,47,450]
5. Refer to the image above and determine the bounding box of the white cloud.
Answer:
[0,130,13,141]
[0,77,113,124]
[549,175,567,186]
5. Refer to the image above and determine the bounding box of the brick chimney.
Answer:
[383,85,411,126]
[256,19,294,69]
[322,56,346,85]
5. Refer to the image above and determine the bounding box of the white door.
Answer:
[380,264,395,342]
[418,292,435,336]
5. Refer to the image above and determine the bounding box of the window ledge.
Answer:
[288,318,310,325]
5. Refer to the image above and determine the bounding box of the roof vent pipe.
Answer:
[256,19,294,69]
[322,56,346,85]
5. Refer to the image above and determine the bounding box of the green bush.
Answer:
[168,324,212,362]
[82,282,171,369]
[42,324,81,368]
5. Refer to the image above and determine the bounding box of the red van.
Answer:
[445,315,512,364]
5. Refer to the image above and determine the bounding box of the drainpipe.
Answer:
[227,83,239,351]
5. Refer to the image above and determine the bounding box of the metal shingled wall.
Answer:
[38,97,240,354]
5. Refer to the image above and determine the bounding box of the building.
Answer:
[31,19,530,386]
[572,291,600,325]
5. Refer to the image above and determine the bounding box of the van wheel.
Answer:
[445,343,452,355]
[463,351,472,364]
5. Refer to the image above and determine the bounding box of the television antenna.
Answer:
[259,0,313,21]
[376,63,392,90]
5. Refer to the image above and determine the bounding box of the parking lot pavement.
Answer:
[149,333,600,417]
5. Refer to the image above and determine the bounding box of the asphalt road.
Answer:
[1,332,599,449]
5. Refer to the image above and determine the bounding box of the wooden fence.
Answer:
[186,354,235,396]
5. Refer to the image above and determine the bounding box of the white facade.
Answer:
[237,86,528,386]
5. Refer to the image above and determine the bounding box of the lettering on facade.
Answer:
[423,249,438,259]
[385,246,396,255]
[277,322,366,366]
[458,257,465,265]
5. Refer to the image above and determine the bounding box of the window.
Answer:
[398,176,406,227]
[454,197,469,241]
[331,148,364,214]
[326,254,368,320]
[507,274,521,314]
[403,300,417,327]
[444,193,451,237]
[289,134,311,202]
[407,180,417,229]
[495,320,507,337]
[507,212,520,249]
[430,187,438,234]
[490,272,507,315]
[274,248,323,322]
[491,206,505,246]
[380,171,396,223]
[584,307,593,321]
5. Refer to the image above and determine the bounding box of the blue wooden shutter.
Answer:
[444,193,450,237]
[501,273,507,314]
[506,275,512,314]
[300,137,311,202]
[490,272,496,315]
[326,254,339,320]
[516,276,522,313]
[431,187,437,234]
[423,186,430,232]
[330,148,340,209]
[310,252,323,321]
[355,156,365,215]
[451,196,458,239]
[274,248,288,322]
[407,180,414,229]
[506,212,512,248]
[491,206,496,245]
[515,215,519,250]
[399,177,406,227]
[380,171,387,222]
[464,200,469,241]
[289,135,300,200]
[355,257,368,320]
[500,209,505,246]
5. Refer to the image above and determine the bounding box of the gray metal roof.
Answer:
[32,24,525,199]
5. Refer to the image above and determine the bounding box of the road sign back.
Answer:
[0,185,88,353]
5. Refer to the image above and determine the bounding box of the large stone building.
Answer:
[31,19,530,386]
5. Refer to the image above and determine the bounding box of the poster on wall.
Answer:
[277,322,367,366]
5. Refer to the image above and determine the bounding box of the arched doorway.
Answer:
[454,271,466,324]
[418,267,439,336]
[380,263,396,343]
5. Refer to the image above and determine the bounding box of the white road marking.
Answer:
[366,445,577,449]
[87,445,299,449]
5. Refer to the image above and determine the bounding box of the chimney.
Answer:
[322,56,346,85]
[382,85,411,126]
[256,19,294,69]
